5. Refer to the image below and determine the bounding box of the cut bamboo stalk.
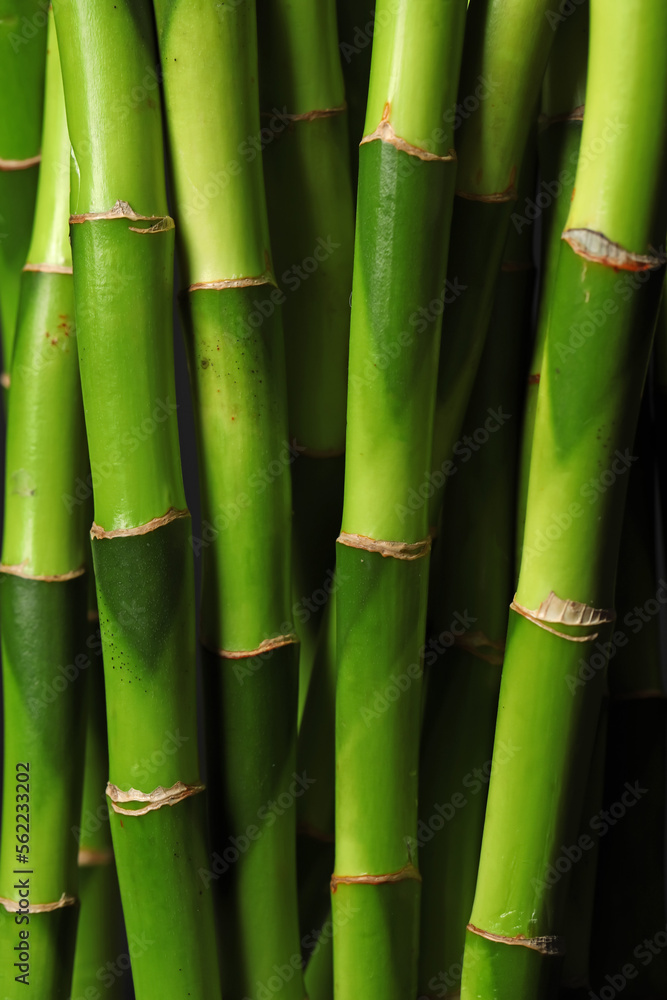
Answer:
[462,2,667,996]
[152,1,303,996]
[52,2,221,996]
[0,14,87,995]
[0,0,46,382]
[333,3,467,998]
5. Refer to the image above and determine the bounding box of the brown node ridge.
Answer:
[204,632,300,660]
[91,506,189,539]
[467,922,565,956]
[0,153,41,171]
[511,591,615,643]
[106,780,205,817]
[563,229,666,272]
[338,532,431,561]
[331,863,421,893]
[0,892,76,913]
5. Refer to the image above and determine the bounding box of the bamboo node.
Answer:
[0,153,41,171]
[563,229,666,272]
[361,115,456,164]
[0,373,9,389]
[0,562,86,582]
[22,262,74,274]
[454,630,505,665]
[188,271,276,292]
[337,532,431,561]
[330,863,421,892]
[78,847,114,867]
[0,892,76,913]
[511,591,615,643]
[204,632,300,660]
[467,923,565,956]
[91,506,190,539]
[538,104,585,127]
[106,780,205,817]
[262,103,347,123]
[70,199,174,230]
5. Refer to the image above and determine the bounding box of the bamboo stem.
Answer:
[152,1,303,994]
[333,4,466,997]
[462,3,667,995]
[0,15,87,995]
[52,2,220,995]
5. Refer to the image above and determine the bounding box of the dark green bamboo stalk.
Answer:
[417,151,535,1000]
[426,0,559,533]
[0,15,87,995]
[151,2,302,997]
[462,3,667,996]
[589,435,667,997]
[0,0,46,382]
[333,4,467,998]
[71,600,124,1000]
[516,4,588,562]
[257,0,353,712]
[52,2,220,996]
[335,0,374,187]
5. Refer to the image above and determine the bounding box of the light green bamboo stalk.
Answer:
[0,0,46,381]
[333,4,467,998]
[151,2,302,997]
[516,3,589,562]
[52,2,221,996]
[427,0,559,533]
[0,15,87,995]
[462,2,667,996]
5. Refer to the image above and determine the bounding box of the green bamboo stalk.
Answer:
[0,0,46,381]
[151,2,302,997]
[427,0,559,533]
[516,4,588,562]
[71,597,124,1000]
[257,0,354,712]
[461,3,667,996]
[333,4,467,999]
[417,151,535,1000]
[51,2,221,996]
[0,14,87,995]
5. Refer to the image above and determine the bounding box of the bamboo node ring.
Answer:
[106,780,205,817]
[330,863,421,892]
[511,591,615,643]
[337,532,431,561]
[0,892,76,913]
[467,923,565,956]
